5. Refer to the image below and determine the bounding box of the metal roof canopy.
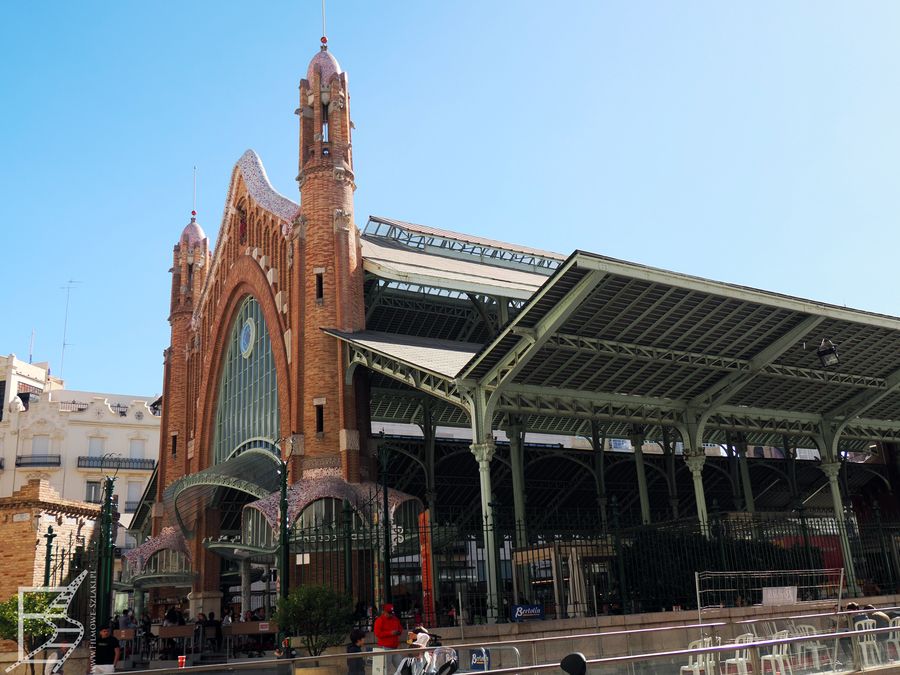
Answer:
[337,250,900,453]
[163,448,281,536]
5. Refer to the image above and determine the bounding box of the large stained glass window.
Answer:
[212,296,280,464]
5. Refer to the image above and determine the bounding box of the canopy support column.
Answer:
[467,385,500,624]
[680,412,709,535]
[819,421,859,596]
[630,425,651,525]
[736,434,755,513]
[241,559,252,615]
[661,426,678,519]
[822,460,859,596]
[421,404,437,515]
[133,585,144,623]
[472,441,499,623]
[591,421,608,530]
[508,418,527,547]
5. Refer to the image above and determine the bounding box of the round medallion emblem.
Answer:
[240,318,256,358]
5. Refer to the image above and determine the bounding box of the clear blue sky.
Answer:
[3,2,900,396]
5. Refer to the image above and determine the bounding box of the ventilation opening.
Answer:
[315,273,324,304]
[171,434,177,456]
[315,404,324,436]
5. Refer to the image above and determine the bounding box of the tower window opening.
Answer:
[322,104,329,142]
[171,434,177,456]
[187,263,194,284]
[315,404,324,436]
[315,272,324,303]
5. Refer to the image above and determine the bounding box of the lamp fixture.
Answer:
[816,339,839,367]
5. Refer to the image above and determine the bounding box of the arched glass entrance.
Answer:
[212,296,280,464]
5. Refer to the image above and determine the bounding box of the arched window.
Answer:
[212,296,280,463]
[293,498,366,530]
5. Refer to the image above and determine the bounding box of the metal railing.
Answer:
[77,456,155,470]
[16,454,61,467]
[58,401,89,412]
[126,612,900,674]
[125,500,140,513]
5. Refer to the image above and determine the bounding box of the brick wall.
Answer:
[0,479,100,602]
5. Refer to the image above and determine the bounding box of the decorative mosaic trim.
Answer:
[233,150,299,221]
[245,475,420,529]
[122,525,191,572]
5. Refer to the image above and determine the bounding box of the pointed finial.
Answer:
[192,165,198,215]
[321,0,327,49]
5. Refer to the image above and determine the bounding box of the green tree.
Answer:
[0,592,56,675]
[275,584,356,657]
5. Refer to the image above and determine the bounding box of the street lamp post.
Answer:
[43,525,57,586]
[96,473,117,631]
[279,440,291,603]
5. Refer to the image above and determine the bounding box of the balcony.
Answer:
[16,455,61,467]
[77,457,156,471]
[124,500,140,513]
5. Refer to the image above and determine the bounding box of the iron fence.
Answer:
[287,506,900,626]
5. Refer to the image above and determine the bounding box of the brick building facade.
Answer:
[130,39,379,618]
[0,479,99,602]
[127,34,900,624]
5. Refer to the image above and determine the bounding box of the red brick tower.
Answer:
[296,39,367,482]
[156,212,209,529]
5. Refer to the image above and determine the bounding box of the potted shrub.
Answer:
[275,584,357,672]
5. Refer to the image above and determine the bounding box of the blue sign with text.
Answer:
[510,604,544,622]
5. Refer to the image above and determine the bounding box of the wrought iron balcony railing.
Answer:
[16,455,61,467]
[77,457,156,470]
[124,500,140,513]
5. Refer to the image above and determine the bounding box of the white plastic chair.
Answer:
[680,639,708,675]
[760,630,793,675]
[723,633,755,675]
[855,618,882,668]
[793,623,828,670]
[886,617,900,662]
[679,637,714,675]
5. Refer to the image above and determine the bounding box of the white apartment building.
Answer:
[0,354,160,546]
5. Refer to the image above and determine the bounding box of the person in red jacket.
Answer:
[374,603,403,648]
[374,603,404,672]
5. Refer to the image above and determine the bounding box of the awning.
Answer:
[163,448,282,536]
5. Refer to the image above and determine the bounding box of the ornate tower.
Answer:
[296,38,367,482]
[157,212,209,522]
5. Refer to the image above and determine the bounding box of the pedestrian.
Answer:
[373,603,403,669]
[374,603,402,648]
[347,628,366,675]
[93,626,120,674]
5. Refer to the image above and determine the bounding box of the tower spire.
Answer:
[192,165,197,219]
[321,0,327,47]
